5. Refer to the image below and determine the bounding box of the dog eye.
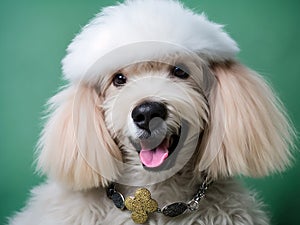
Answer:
[113,73,127,87]
[171,66,189,79]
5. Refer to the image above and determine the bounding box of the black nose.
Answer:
[131,101,167,131]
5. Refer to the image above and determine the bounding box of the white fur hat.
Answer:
[62,0,239,84]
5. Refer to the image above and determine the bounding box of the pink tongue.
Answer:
[140,142,169,168]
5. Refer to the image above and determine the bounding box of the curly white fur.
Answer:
[9,0,295,225]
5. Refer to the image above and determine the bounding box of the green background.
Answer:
[1,0,299,224]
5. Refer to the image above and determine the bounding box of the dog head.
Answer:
[37,0,294,190]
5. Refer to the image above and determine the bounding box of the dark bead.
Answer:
[111,192,125,210]
[162,202,188,217]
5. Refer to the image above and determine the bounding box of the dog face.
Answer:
[36,0,295,190]
[101,59,209,185]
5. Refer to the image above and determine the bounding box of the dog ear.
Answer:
[36,85,122,190]
[198,61,295,179]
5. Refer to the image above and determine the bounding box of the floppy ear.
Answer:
[198,61,295,179]
[37,85,122,190]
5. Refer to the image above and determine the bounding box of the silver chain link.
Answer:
[187,173,211,211]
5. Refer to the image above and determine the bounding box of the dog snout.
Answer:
[131,101,167,131]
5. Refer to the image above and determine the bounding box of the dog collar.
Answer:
[106,174,211,224]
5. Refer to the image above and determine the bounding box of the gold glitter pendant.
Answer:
[124,188,158,224]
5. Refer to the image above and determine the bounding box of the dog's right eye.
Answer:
[113,73,127,87]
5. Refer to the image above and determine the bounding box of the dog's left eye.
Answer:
[171,66,189,79]
[113,73,127,87]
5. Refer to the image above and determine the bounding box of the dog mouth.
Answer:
[138,129,180,168]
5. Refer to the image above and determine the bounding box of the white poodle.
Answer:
[9,0,295,224]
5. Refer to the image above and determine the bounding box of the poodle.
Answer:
[9,0,295,224]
